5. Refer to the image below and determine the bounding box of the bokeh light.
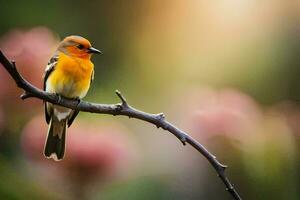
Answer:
[1,1,300,199]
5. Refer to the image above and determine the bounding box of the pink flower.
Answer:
[21,116,46,160]
[21,116,135,179]
[64,123,133,178]
[21,116,138,199]
[179,87,263,141]
[0,27,59,103]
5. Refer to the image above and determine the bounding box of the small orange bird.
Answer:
[43,35,102,161]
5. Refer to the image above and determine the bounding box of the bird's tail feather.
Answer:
[44,117,67,161]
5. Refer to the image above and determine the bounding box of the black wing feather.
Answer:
[44,55,58,124]
[67,110,79,127]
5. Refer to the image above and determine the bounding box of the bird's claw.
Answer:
[75,98,81,106]
[56,94,62,104]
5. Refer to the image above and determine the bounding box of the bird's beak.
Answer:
[87,47,102,54]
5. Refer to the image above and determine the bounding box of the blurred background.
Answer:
[0,0,300,199]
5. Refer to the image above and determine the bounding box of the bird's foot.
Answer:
[74,97,81,107]
[56,94,62,104]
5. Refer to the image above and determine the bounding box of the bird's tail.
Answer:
[44,117,67,161]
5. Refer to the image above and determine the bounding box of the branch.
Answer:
[0,50,242,200]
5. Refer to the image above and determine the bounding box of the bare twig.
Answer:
[0,50,242,200]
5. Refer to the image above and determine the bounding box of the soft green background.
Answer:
[0,1,300,199]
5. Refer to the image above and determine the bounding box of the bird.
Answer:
[43,35,102,161]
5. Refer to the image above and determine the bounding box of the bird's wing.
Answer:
[43,55,58,90]
[44,54,58,124]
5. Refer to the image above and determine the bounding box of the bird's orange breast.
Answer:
[47,53,94,98]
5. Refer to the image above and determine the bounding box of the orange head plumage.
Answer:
[58,35,102,58]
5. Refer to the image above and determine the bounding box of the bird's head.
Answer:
[58,35,102,58]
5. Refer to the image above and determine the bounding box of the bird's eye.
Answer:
[77,44,84,49]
